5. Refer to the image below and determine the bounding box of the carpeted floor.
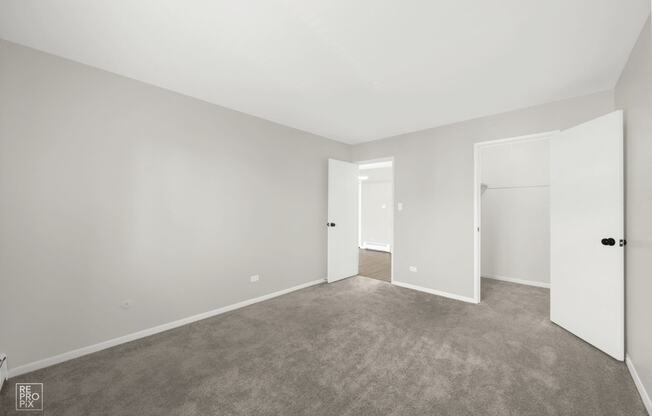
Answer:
[358,248,391,282]
[0,277,647,416]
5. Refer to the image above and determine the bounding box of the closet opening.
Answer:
[474,132,556,302]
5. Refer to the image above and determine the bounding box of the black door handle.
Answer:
[326,222,336,227]
[601,238,616,246]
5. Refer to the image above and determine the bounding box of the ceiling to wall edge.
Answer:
[0,35,635,147]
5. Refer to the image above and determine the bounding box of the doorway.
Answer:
[475,132,555,299]
[326,157,394,284]
[472,111,624,360]
[357,159,393,282]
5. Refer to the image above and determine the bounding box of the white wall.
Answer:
[0,40,351,370]
[360,166,393,250]
[351,91,614,300]
[615,15,652,411]
[480,137,550,287]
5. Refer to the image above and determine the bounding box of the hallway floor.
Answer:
[358,248,391,282]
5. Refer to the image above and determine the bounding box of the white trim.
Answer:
[626,354,652,415]
[474,131,558,147]
[392,280,476,304]
[482,274,550,288]
[360,242,391,252]
[473,130,559,304]
[358,180,362,247]
[358,160,393,170]
[473,141,482,303]
[8,279,325,378]
[0,353,7,392]
[390,158,394,283]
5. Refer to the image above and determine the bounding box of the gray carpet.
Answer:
[0,277,647,416]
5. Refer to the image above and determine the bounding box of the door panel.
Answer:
[550,110,624,360]
[327,159,359,283]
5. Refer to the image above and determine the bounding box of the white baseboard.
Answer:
[626,354,652,415]
[482,274,550,289]
[392,280,477,304]
[8,278,326,378]
[360,242,391,252]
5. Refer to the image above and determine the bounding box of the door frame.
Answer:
[473,131,559,303]
[356,157,395,283]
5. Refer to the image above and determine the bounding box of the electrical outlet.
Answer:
[250,275,260,283]
[409,266,418,272]
[120,299,133,309]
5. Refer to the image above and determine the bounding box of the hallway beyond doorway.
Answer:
[358,248,391,282]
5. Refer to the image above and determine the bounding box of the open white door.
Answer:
[550,110,624,360]
[327,159,359,283]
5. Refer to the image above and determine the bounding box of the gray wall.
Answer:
[0,40,350,369]
[351,91,614,299]
[616,16,652,404]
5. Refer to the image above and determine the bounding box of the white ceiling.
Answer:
[0,1,649,144]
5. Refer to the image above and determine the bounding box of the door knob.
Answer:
[326,222,336,227]
[601,238,616,246]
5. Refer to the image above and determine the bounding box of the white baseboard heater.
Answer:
[361,241,391,252]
